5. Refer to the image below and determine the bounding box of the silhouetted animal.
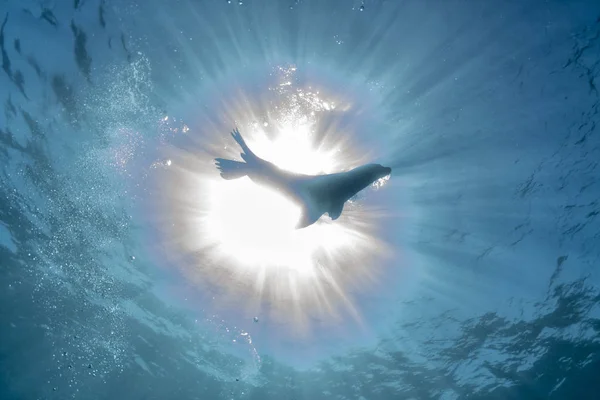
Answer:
[215,128,391,228]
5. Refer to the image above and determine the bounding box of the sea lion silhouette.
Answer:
[215,128,392,229]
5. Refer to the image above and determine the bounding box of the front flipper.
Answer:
[295,204,323,229]
[327,201,345,221]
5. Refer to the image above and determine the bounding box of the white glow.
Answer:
[153,68,391,333]
[206,178,304,269]
[246,123,337,175]
[203,122,350,275]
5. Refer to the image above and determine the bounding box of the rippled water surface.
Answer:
[1,1,599,399]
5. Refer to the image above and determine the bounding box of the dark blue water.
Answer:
[1,0,599,399]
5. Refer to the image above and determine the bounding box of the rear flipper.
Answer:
[231,128,259,164]
[215,158,250,180]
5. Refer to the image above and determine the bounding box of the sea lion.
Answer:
[215,128,391,229]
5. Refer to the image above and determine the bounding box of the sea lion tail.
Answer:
[214,158,250,180]
[231,128,259,163]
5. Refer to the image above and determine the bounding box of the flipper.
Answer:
[231,128,259,164]
[295,203,323,229]
[215,158,249,180]
[214,129,260,180]
[328,201,344,220]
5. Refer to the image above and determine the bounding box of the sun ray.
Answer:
[151,66,392,335]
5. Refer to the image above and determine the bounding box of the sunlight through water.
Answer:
[151,66,392,334]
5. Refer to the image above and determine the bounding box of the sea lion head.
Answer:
[358,163,392,183]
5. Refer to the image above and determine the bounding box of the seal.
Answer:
[215,128,392,229]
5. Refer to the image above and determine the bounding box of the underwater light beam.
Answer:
[152,68,393,334]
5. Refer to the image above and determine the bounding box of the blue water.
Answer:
[1,0,600,399]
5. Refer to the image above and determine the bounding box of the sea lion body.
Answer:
[215,129,391,229]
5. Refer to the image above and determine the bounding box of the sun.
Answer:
[152,67,391,333]
[202,122,350,274]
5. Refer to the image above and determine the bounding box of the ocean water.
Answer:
[1,0,599,399]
